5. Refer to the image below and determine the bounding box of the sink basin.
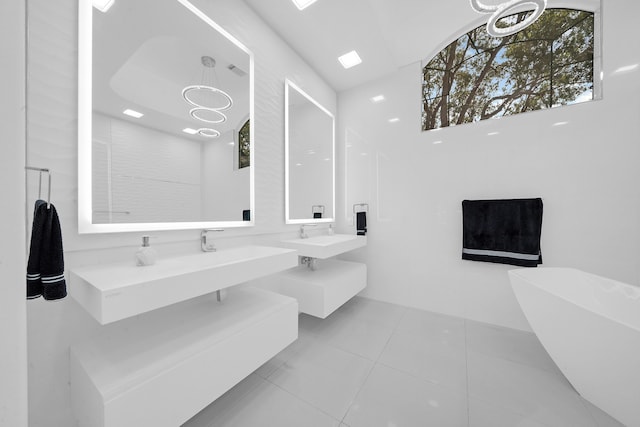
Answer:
[70,246,298,324]
[280,234,366,259]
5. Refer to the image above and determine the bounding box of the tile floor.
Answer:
[184,296,624,427]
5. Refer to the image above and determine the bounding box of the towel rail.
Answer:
[352,203,369,214]
[25,166,51,208]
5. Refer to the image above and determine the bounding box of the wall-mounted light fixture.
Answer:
[292,0,318,10]
[92,0,114,13]
[470,0,547,37]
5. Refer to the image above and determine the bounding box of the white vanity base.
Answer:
[262,259,366,318]
[70,287,298,427]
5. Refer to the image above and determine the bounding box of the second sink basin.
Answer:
[280,234,367,259]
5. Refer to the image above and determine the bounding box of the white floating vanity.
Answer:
[280,233,367,259]
[70,288,298,427]
[261,234,367,318]
[69,246,299,427]
[70,245,298,324]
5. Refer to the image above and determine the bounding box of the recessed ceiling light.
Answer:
[123,109,143,119]
[371,95,385,103]
[338,51,362,69]
[92,0,114,13]
[292,0,318,10]
[487,131,500,136]
[388,117,400,123]
[182,128,198,135]
[552,121,569,127]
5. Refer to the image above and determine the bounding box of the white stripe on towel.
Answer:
[462,248,539,261]
[41,274,65,283]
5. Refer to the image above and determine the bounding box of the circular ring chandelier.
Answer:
[189,107,228,124]
[182,56,233,138]
[470,0,547,37]
[197,128,221,138]
[181,85,233,111]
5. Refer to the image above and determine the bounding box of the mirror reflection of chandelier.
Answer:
[470,0,547,37]
[182,56,234,138]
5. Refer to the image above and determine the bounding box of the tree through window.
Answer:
[422,9,594,131]
[238,119,250,169]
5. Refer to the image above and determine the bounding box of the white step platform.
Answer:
[70,287,298,427]
[260,259,366,318]
[69,246,298,324]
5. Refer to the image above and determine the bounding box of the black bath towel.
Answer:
[356,211,367,236]
[26,200,67,300]
[462,198,542,267]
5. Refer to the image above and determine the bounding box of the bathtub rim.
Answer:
[508,267,640,333]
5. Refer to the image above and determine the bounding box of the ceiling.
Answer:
[92,0,251,141]
[244,0,483,92]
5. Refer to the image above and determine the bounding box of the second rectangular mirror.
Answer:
[285,80,335,224]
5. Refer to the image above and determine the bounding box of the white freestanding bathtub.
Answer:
[509,268,640,427]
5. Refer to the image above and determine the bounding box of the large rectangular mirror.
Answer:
[78,0,254,233]
[285,80,335,224]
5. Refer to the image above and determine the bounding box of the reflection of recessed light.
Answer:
[292,0,318,10]
[93,0,114,13]
[487,132,500,136]
[295,163,303,166]
[371,95,385,103]
[123,109,143,118]
[613,64,639,74]
[324,158,330,161]
[227,141,235,146]
[338,51,362,69]
[306,150,316,155]
[433,140,443,145]
[553,121,569,126]
[388,117,400,123]
[182,128,198,135]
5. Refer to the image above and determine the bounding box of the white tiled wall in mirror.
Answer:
[285,79,335,224]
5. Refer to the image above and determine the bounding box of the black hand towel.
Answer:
[26,200,67,300]
[462,198,542,267]
[356,211,367,236]
[313,212,322,219]
[27,200,47,299]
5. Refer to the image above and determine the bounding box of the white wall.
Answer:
[338,0,640,331]
[201,130,250,221]
[93,113,203,223]
[289,102,334,219]
[25,0,335,425]
[0,2,28,426]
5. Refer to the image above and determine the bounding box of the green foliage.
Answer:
[422,9,594,131]
[238,119,250,169]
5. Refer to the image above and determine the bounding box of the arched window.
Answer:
[238,119,250,169]
[422,9,595,131]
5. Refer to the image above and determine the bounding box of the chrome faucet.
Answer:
[201,229,223,252]
[299,223,317,239]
